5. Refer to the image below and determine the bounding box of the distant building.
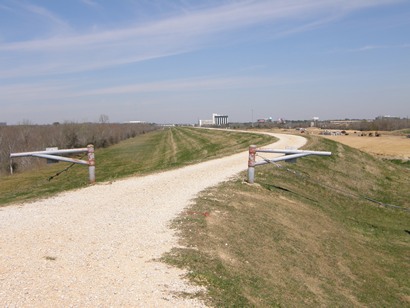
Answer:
[0,122,6,126]
[376,115,400,120]
[329,120,364,126]
[311,117,319,127]
[257,117,272,123]
[213,114,228,126]
[199,113,229,126]
[199,119,214,126]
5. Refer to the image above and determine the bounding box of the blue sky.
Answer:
[0,0,409,124]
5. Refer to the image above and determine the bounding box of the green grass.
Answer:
[163,135,410,307]
[393,128,410,135]
[388,158,410,168]
[0,127,275,206]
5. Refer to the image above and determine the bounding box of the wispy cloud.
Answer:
[80,76,285,96]
[22,4,70,30]
[0,81,73,102]
[0,74,297,103]
[0,0,402,79]
[0,4,14,12]
[347,43,410,52]
[80,0,100,8]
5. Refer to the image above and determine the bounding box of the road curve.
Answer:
[0,133,306,307]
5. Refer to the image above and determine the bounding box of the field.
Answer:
[0,127,274,206]
[319,132,409,159]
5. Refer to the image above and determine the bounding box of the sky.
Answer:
[0,0,409,124]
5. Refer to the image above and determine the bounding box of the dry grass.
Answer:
[308,129,410,160]
[321,133,409,159]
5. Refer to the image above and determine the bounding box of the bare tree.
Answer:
[99,114,110,124]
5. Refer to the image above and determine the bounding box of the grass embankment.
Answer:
[163,135,410,307]
[0,127,274,206]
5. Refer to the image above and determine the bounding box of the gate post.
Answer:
[247,145,256,184]
[87,144,95,184]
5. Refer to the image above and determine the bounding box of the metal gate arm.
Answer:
[10,148,88,158]
[256,148,332,156]
[254,152,311,166]
[31,154,89,165]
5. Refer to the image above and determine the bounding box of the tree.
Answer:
[99,114,109,124]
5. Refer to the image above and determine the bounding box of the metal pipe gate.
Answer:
[247,145,331,184]
[10,144,96,184]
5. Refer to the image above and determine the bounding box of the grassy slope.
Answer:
[0,127,274,206]
[163,135,410,307]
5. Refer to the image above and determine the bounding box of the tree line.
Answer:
[0,122,157,176]
[236,117,410,131]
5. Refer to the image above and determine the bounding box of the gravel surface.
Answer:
[0,133,306,307]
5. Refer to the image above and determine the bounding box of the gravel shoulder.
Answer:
[0,133,306,307]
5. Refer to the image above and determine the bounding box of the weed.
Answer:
[44,256,56,261]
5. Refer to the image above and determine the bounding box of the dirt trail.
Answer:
[0,133,306,307]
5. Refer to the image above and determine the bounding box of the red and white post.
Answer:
[87,144,95,184]
[247,145,256,184]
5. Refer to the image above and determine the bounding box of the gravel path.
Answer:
[0,133,306,307]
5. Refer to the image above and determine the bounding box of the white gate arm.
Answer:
[247,145,331,184]
[10,145,95,183]
[30,153,89,165]
[253,149,331,166]
[10,148,89,165]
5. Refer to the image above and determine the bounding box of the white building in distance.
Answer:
[199,113,229,126]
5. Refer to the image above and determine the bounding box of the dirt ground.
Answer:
[308,130,409,159]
